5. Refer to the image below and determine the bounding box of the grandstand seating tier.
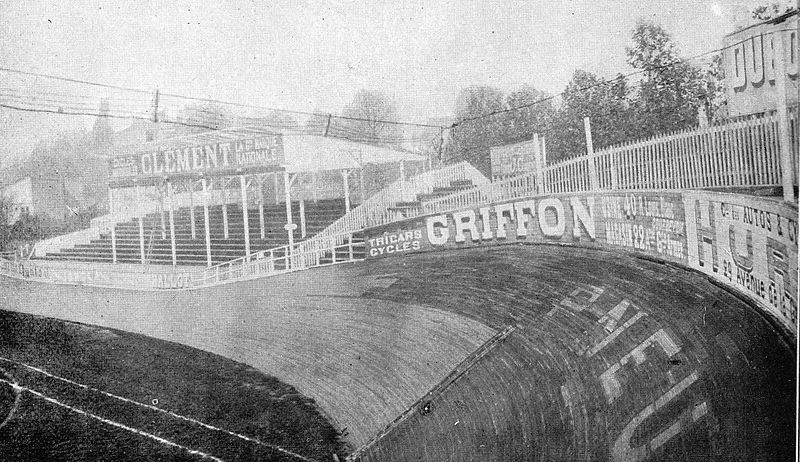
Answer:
[34,198,352,266]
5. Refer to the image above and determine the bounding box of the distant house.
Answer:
[1,175,70,224]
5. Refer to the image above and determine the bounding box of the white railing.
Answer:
[418,171,538,216]
[1,231,363,290]
[294,161,489,254]
[412,111,797,218]
[193,231,363,286]
[594,113,790,191]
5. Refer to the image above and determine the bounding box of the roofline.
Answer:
[725,8,797,38]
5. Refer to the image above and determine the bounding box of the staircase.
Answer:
[386,179,477,218]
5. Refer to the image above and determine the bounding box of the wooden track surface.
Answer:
[0,265,495,447]
[352,245,796,461]
[2,244,796,460]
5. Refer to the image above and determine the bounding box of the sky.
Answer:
[0,0,790,161]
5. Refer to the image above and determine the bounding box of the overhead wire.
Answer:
[2,26,795,149]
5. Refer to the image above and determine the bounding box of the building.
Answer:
[723,9,798,117]
[1,175,70,224]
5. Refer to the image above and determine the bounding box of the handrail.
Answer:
[0,230,364,291]
[193,230,362,287]
[296,161,489,254]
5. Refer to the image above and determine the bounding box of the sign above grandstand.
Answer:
[490,139,537,178]
[110,134,285,180]
[724,12,798,116]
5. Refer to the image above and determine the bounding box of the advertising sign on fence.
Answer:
[490,139,538,178]
[684,192,798,329]
[364,191,796,335]
[367,192,688,264]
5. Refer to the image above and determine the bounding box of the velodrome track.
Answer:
[1,243,795,461]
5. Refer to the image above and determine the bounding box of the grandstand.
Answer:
[35,199,348,265]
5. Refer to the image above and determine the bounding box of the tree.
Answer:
[505,85,556,143]
[751,3,794,20]
[546,70,633,162]
[0,193,13,252]
[626,21,715,136]
[339,90,399,144]
[444,86,509,175]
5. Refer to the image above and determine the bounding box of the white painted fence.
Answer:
[415,111,798,218]
[593,112,791,191]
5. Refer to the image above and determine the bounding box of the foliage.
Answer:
[546,71,632,162]
[443,86,509,176]
[626,21,714,137]
[339,90,399,144]
[0,194,13,251]
[443,19,725,173]
[751,3,795,20]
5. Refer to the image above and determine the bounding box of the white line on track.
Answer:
[0,376,224,462]
[0,357,317,462]
[0,368,22,431]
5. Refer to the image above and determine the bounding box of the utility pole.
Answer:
[153,89,161,142]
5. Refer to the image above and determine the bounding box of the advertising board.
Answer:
[110,134,285,180]
[490,139,537,178]
[365,191,797,335]
[723,13,798,116]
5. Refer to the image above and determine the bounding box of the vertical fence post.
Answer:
[609,147,619,190]
[300,199,307,238]
[584,117,600,191]
[774,31,796,202]
[532,133,545,194]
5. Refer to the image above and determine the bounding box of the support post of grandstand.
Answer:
[532,133,545,194]
[348,234,353,260]
[167,179,177,267]
[273,171,280,205]
[341,169,351,213]
[110,225,117,264]
[159,185,166,239]
[312,171,318,203]
[202,178,212,267]
[240,174,251,259]
[283,171,296,253]
[300,199,306,238]
[136,184,146,264]
[584,117,600,191]
[259,197,265,240]
[399,160,406,182]
[189,181,196,240]
[107,186,114,214]
[359,168,366,204]
[773,33,796,203]
[222,180,229,239]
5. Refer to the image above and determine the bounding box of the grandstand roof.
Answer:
[284,134,426,173]
[113,127,426,175]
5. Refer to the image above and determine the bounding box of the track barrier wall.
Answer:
[364,190,798,336]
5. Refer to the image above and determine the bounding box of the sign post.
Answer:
[584,117,600,191]
[773,32,796,203]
